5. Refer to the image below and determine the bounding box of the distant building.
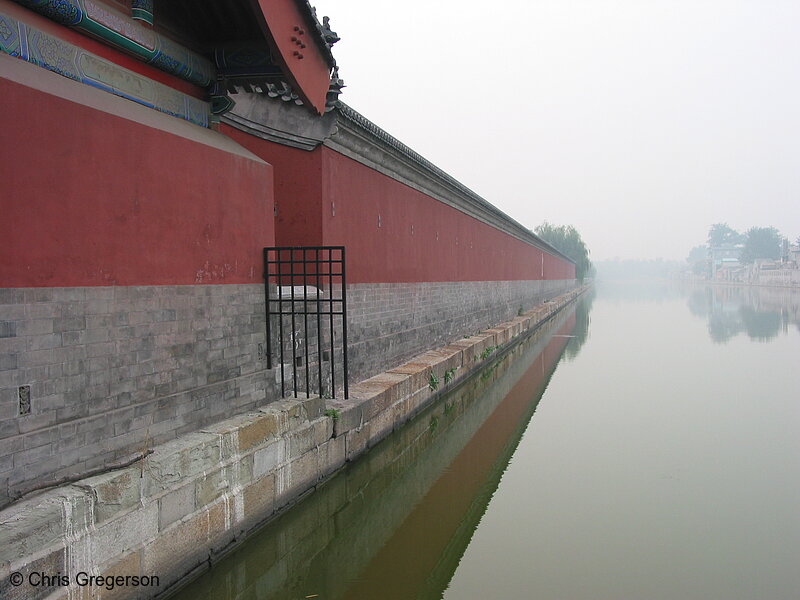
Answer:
[709,243,743,278]
[787,244,800,268]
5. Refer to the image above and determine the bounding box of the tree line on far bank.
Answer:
[534,222,593,282]
[688,223,797,265]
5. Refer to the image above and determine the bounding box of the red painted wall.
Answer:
[221,125,322,248]
[0,77,274,287]
[217,128,575,284]
[320,148,576,283]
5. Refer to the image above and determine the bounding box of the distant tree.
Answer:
[686,245,709,277]
[687,245,708,262]
[686,246,711,277]
[707,223,743,246]
[534,222,592,282]
[693,261,710,277]
[740,227,782,264]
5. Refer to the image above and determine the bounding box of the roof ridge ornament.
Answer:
[320,16,340,46]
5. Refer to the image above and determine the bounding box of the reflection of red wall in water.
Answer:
[340,312,576,600]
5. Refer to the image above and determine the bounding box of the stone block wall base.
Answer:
[0,286,587,599]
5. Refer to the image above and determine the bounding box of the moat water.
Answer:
[170,282,800,600]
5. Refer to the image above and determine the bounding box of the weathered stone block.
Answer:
[428,347,463,381]
[485,327,511,346]
[159,483,195,530]
[317,417,334,446]
[258,399,305,435]
[142,432,222,498]
[392,394,419,427]
[409,387,436,415]
[16,319,54,337]
[318,436,345,478]
[297,396,324,420]
[236,453,255,488]
[237,412,280,453]
[448,338,479,364]
[207,496,235,555]
[97,551,142,600]
[253,439,287,480]
[505,322,518,340]
[90,501,158,562]
[388,360,430,394]
[351,372,411,420]
[438,344,465,366]
[287,421,317,458]
[287,450,319,494]
[204,411,281,458]
[0,321,16,339]
[195,468,229,509]
[272,465,291,510]
[82,467,141,525]
[141,500,226,593]
[201,415,250,460]
[0,487,89,567]
[242,472,275,529]
[0,547,65,600]
[327,398,364,438]
[53,317,86,334]
[468,334,496,363]
[344,425,369,462]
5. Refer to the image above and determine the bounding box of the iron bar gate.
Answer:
[263,247,349,399]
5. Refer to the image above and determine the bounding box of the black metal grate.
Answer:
[263,247,349,399]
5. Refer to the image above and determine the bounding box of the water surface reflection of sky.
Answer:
[444,282,800,600]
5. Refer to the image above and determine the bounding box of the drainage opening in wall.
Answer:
[18,385,31,416]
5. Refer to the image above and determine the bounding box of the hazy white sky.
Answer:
[310,0,799,261]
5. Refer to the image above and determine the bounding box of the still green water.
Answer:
[171,282,800,600]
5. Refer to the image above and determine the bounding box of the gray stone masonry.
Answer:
[0,284,277,507]
[345,279,575,383]
[0,278,575,507]
[0,287,586,600]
